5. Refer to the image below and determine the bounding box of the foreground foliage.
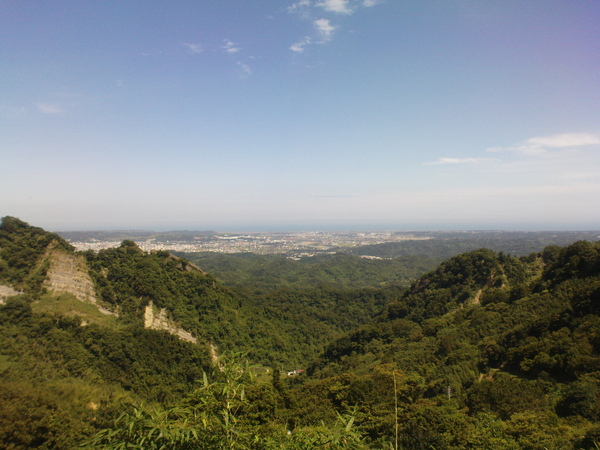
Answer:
[85,353,367,449]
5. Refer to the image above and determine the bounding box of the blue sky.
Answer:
[2,0,599,231]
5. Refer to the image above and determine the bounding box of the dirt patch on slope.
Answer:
[144,300,197,343]
[0,285,22,304]
[43,249,115,315]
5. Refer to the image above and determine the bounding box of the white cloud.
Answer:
[290,36,313,52]
[182,42,203,54]
[289,20,335,52]
[487,132,600,155]
[314,18,336,38]
[288,0,383,52]
[290,0,381,16]
[36,103,65,114]
[316,0,353,14]
[223,40,241,54]
[527,133,600,148]
[424,132,599,175]
[425,157,496,166]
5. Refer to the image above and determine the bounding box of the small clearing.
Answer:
[0,285,22,304]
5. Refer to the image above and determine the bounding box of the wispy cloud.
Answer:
[424,157,496,166]
[316,0,352,14]
[182,42,203,54]
[290,18,336,52]
[528,133,600,148]
[487,132,600,155]
[290,36,313,53]
[288,0,312,14]
[223,40,241,54]
[288,0,382,52]
[237,62,252,75]
[424,132,600,190]
[36,103,65,115]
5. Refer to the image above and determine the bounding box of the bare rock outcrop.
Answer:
[44,249,97,302]
[144,300,197,344]
[166,253,206,274]
[0,285,22,304]
[43,249,115,315]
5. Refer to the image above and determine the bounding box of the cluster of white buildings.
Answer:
[68,231,429,255]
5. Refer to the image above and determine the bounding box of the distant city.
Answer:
[60,230,432,258]
[57,229,600,260]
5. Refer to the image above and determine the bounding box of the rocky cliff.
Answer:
[143,300,197,343]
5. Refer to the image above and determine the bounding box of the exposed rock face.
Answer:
[166,253,206,274]
[144,300,197,344]
[43,249,115,315]
[0,285,22,304]
[44,250,97,302]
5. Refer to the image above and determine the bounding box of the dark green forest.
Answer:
[1,216,600,448]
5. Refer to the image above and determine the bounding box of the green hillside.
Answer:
[0,216,74,294]
[2,216,600,448]
[0,218,216,447]
[301,242,600,448]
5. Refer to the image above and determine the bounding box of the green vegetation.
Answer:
[32,292,119,328]
[303,242,600,448]
[82,240,397,367]
[86,353,368,449]
[179,252,433,290]
[0,216,73,294]
[0,291,214,448]
[2,216,600,448]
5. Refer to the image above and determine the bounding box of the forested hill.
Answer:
[0,217,397,367]
[301,241,600,448]
[0,217,398,446]
[0,217,216,447]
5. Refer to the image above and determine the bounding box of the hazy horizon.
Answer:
[45,220,600,234]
